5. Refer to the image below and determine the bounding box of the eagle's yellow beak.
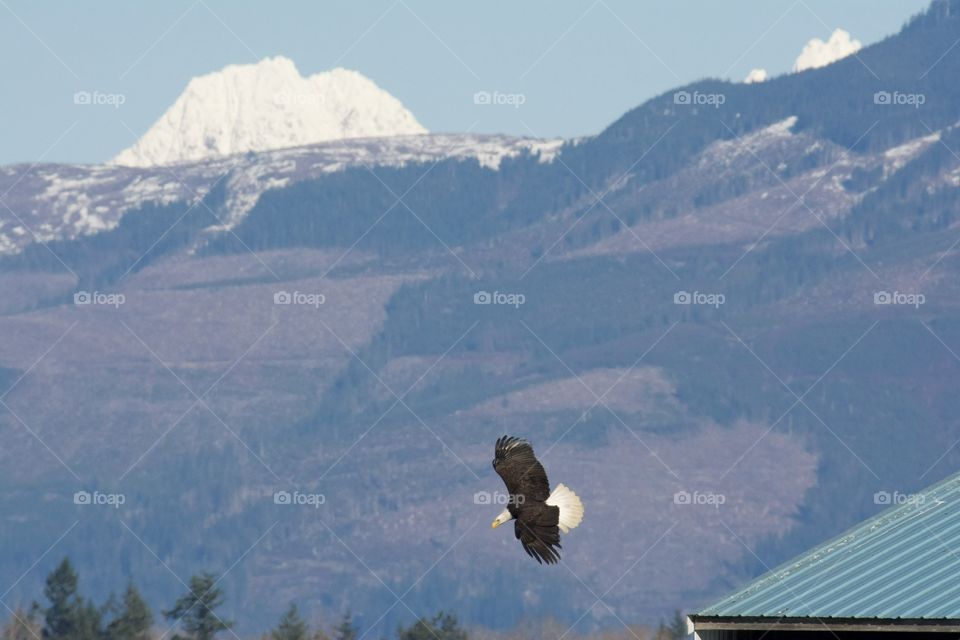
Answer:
[491,520,501,529]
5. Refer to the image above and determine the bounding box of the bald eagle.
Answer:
[490,435,584,564]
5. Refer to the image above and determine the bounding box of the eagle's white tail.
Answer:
[546,483,584,533]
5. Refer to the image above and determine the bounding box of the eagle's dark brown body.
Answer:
[492,435,562,564]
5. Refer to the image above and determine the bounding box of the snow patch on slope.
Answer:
[883,131,940,177]
[700,116,798,166]
[0,134,563,254]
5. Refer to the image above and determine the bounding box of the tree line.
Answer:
[1,558,687,640]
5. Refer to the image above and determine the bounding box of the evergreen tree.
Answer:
[105,583,153,640]
[654,621,669,640]
[669,610,687,639]
[271,604,308,640]
[42,558,84,640]
[164,573,232,640]
[75,600,102,640]
[396,612,467,640]
[331,612,356,640]
[657,610,687,640]
[2,605,40,640]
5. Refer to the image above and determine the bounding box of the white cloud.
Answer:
[793,28,862,73]
[744,68,768,84]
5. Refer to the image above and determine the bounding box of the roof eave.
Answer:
[688,615,960,633]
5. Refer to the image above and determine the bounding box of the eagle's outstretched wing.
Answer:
[492,435,551,502]
[514,507,562,564]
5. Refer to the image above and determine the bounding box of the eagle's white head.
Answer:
[491,507,513,529]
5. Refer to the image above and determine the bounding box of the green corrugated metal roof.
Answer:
[697,470,960,620]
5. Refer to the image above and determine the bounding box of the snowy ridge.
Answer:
[0,134,563,255]
[699,116,799,166]
[112,56,427,167]
[883,131,940,177]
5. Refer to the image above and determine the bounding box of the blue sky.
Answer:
[0,0,930,165]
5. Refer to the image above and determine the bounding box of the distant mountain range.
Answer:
[4,1,960,636]
[0,134,561,256]
[112,56,427,167]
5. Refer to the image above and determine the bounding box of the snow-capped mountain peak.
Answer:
[112,56,427,167]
